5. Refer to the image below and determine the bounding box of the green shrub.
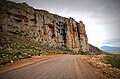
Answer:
[78,50,89,55]
[0,49,31,65]
[8,31,24,36]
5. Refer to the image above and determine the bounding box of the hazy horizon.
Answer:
[9,0,120,47]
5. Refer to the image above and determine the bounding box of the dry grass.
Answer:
[80,55,120,79]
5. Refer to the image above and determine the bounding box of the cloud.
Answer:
[102,38,120,44]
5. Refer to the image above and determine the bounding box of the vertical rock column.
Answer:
[79,21,89,52]
[66,18,81,52]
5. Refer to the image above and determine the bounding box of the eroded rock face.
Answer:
[0,0,89,52]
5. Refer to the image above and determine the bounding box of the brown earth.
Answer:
[0,54,65,73]
[80,55,120,79]
[0,55,106,79]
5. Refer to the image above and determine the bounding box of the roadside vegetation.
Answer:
[80,55,120,79]
[104,55,120,69]
[108,51,120,54]
[0,32,72,65]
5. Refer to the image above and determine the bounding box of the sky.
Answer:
[10,0,120,47]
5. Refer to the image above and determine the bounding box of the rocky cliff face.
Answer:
[0,0,89,52]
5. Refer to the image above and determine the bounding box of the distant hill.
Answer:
[100,46,120,51]
[100,46,120,54]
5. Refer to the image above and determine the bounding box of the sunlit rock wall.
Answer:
[0,0,89,52]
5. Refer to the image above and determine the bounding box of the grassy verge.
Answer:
[104,55,120,69]
[0,50,30,65]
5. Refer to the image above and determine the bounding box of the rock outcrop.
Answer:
[0,0,89,53]
[0,0,107,54]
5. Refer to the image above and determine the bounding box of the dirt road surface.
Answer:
[0,55,106,79]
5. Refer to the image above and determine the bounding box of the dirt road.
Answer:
[0,55,106,79]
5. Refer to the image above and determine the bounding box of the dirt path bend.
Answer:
[0,55,106,79]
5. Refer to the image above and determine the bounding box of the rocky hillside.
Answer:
[88,44,107,55]
[0,0,105,54]
[0,32,73,65]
